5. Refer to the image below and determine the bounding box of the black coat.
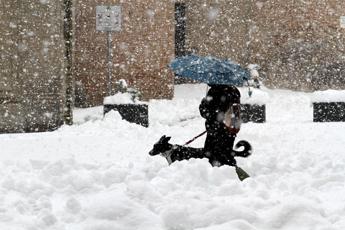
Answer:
[199,85,241,166]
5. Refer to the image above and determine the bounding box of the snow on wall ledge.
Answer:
[103,93,147,105]
[239,88,270,105]
[311,90,345,103]
[102,86,270,106]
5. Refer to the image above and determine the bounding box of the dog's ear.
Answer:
[159,135,171,143]
[159,135,166,142]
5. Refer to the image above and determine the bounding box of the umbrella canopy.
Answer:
[170,54,251,85]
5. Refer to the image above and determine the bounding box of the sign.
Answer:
[341,16,345,29]
[96,6,122,32]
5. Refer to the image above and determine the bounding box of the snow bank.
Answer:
[311,89,345,103]
[1,84,345,230]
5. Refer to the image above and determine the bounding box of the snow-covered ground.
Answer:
[1,84,345,230]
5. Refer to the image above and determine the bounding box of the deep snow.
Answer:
[1,84,345,230]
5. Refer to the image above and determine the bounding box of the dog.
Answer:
[149,135,252,166]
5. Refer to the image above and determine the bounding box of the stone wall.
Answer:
[74,0,175,107]
[0,0,66,133]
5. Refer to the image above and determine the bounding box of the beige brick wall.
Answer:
[74,0,175,107]
[0,0,66,133]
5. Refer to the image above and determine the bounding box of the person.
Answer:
[199,84,241,167]
[149,84,251,180]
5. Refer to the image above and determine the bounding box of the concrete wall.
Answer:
[74,0,175,107]
[0,0,66,133]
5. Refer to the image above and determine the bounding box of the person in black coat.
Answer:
[199,84,241,167]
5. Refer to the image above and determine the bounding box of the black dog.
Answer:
[149,135,252,166]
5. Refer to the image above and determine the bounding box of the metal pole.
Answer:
[107,31,113,96]
[63,0,74,125]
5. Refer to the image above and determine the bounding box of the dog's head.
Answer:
[149,135,172,156]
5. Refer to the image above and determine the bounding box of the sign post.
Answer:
[96,5,122,96]
[340,16,345,29]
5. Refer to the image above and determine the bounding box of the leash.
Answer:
[183,130,207,146]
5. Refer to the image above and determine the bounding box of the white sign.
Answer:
[340,16,345,29]
[96,6,122,32]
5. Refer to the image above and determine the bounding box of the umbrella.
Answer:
[169,54,251,86]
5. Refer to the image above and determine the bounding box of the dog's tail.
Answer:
[232,140,252,158]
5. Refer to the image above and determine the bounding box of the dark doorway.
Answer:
[175,2,186,57]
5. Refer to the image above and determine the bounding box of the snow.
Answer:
[103,92,142,104]
[239,87,270,105]
[1,84,345,230]
[311,89,345,103]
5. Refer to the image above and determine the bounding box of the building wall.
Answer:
[74,0,175,107]
[249,0,345,91]
[74,0,345,107]
[0,0,66,133]
[185,0,345,91]
[185,0,250,64]
[1,0,345,133]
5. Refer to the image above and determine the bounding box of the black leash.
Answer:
[183,130,207,146]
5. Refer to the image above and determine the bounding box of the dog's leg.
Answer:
[160,149,173,165]
[170,145,206,162]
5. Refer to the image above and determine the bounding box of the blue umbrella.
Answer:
[170,54,251,85]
